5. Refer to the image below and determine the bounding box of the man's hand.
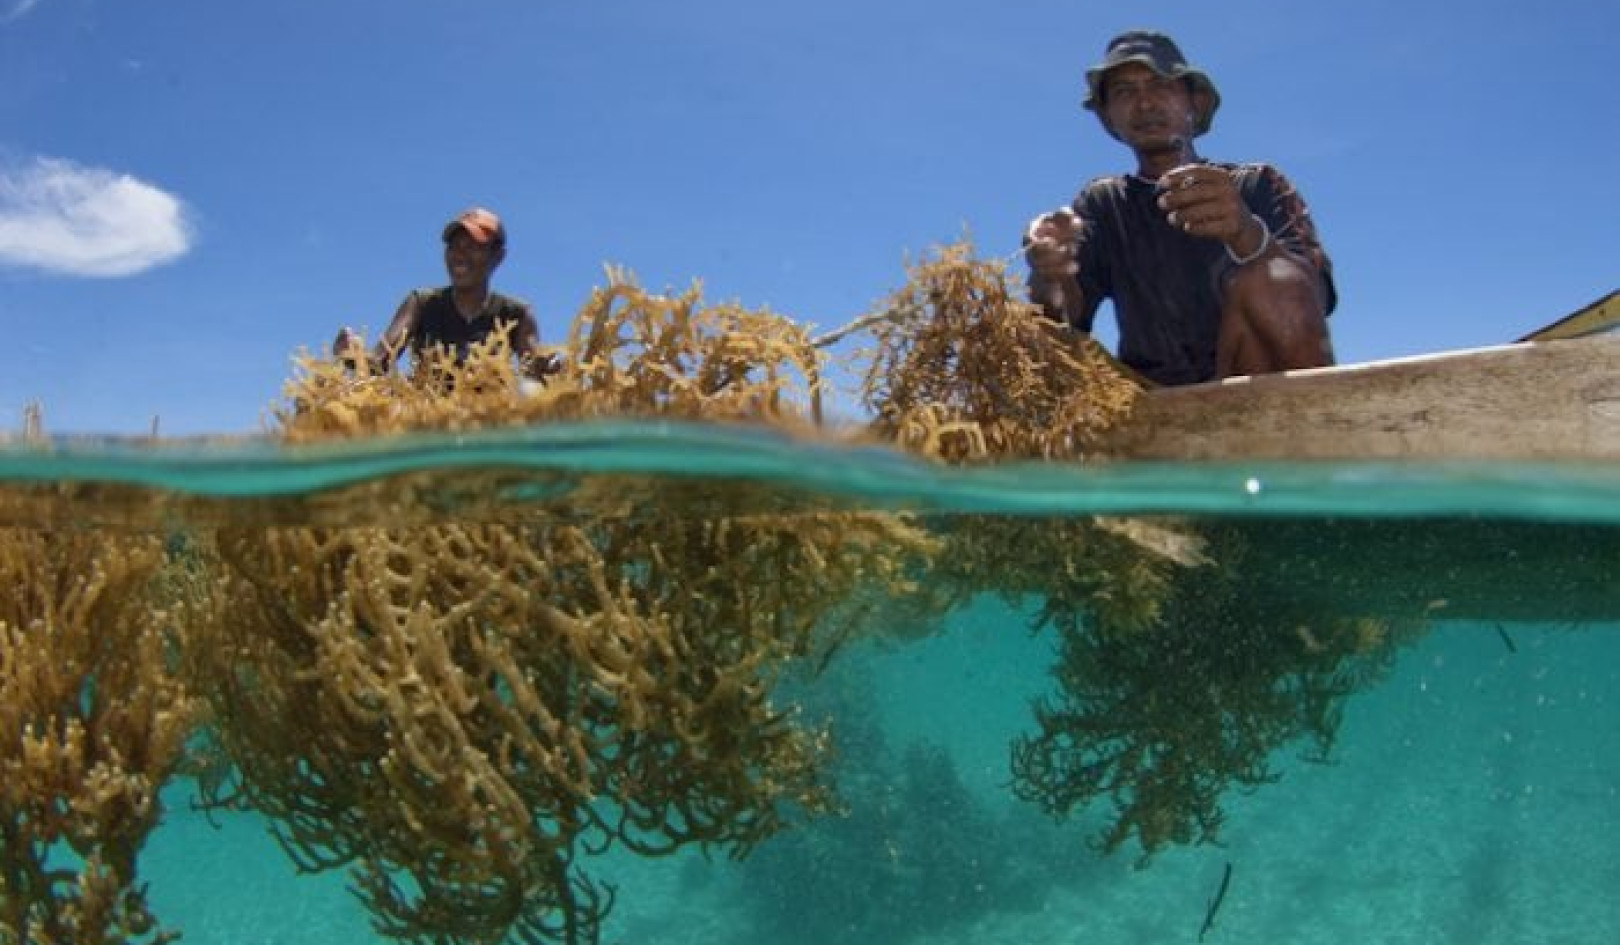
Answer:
[1157,165,1265,259]
[524,349,564,381]
[334,327,362,358]
[333,327,376,374]
[1024,208,1082,282]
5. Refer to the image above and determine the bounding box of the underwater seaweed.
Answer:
[0,529,201,945]
[1009,524,1419,862]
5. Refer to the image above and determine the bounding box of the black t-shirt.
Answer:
[1029,162,1336,386]
[407,287,535,363]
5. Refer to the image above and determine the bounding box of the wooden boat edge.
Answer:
[1099,333,1620,462]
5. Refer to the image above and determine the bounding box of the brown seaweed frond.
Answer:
[273,329,536,442]
[857,241,1142,463]
[0,529,202,945]
[276,269,828,445]
[550,268,826,427]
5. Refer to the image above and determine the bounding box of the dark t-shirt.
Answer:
[406,287,536,363]
[1029,162,1336,386]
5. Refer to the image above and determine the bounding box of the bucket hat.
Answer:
[1083,30,1221,137]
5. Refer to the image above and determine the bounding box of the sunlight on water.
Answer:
[3,421,1617,945]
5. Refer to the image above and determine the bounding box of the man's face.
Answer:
[444,229,502,288]
[1100,62,1197,152]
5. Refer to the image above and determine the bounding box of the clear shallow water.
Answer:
[5,419,1619,945]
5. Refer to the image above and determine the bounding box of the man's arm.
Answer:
[370,292,423,372]
[1157,163,1333,301]
[333,291,421,374]
[1160,163,1335,376]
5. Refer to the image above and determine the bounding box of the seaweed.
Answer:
[1009,525,1419,861]
[0,529,202,945]
[0,242,1403,945]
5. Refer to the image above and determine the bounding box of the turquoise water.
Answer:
[5,420,1619,945]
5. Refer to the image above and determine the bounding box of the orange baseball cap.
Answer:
[442,207,506,246]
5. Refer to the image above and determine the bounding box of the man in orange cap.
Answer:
[335,207,552,379]
[1024,30,1335,385]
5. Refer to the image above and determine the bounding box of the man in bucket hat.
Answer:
[334,207,553,380]
[1025,30,1335,385]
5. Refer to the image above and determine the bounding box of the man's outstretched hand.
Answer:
[1025,207,1082,282]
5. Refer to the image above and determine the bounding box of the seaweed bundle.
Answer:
[857,242,1139,462]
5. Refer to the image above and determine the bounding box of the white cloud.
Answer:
[0,157,194,277]
[1,1,44,25]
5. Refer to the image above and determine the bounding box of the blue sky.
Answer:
[1,0,1614,435]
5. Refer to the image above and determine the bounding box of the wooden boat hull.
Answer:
[1101,333,1620,462]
